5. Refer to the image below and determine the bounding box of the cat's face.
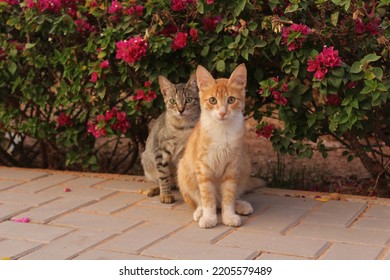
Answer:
[196,64,247,121]
[158,74,200,117]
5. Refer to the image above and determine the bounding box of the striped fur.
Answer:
[177,64,254,228]
[141,74,199,203]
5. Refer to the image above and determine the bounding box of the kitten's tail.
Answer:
[244,176,267,193]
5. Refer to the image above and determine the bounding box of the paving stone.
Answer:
[290,223,390,246]
[117,205,193,225]
[0,180,22,191]
[168,223,234,244]
[20,229,115,260]
[0,191,59,206]
[0,239,42,259]
[95,179,155,193]
[40,185,115,201]
[142,238,258,260]
[256,253,307,260]
[80,192,145,214]
[12,197,96,223]
[10,174,76,193]
[0,221,72,243]
[353,217,390,232]
[63,176,108,187]
[219,231,329,259]
[364,205,390,219]
[241,206,310,234]
[384,251,390,260]
[0,168,48,181]
[0,204,31,222]
[245,192,320,210]
[320,243,384,260]
[73,249,160,260]
[50,212,142,233]
[137,191,185,210]
[304,200,367,227]
[98,222,183,254]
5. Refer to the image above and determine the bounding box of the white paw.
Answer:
[193,207,203,222]
[198,215,217,228]
[223,214,241,227]
[235,200,253,216]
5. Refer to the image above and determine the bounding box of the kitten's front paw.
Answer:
[235,200,253,216]
[160,193,175,204]
[198,215,217,228]
[193,207,203,222]
[223,214,241,227]
[146,187,160,197]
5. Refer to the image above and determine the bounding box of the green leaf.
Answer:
[373,67,383,80]
[248,22,258,31]
[216,60,226,72]
[331,11,339,26]
[8,62,17,75]
[350,61,363,73]
[361,53,381,63]
[201,45,209,57]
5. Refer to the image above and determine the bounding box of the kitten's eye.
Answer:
[209,97,217,105]
[185,97,193,103]
[169,98,176,105]
[227,96,236,104]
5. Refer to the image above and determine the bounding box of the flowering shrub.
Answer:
[0,0,389,195]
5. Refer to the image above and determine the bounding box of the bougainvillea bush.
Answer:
[0,0,389,195]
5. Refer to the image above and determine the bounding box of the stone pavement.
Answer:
[0,166,390,260]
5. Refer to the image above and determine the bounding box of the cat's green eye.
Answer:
[227,96,236,104]
[169,98,176,105]
[209,97,217,105]
[185,97,193,103]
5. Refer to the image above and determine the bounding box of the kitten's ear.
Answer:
[196,65,215,91]
[158,76,174,97]
[227,63,247,90]
[185,72,198,92]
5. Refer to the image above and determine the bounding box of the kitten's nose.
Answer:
[219,111,226,118]
[178,107,185,115]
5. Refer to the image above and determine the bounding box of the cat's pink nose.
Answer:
[219,111,226,118]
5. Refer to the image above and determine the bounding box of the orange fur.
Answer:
[177,64,254,228]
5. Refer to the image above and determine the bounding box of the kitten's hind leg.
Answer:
[235,200,253,216]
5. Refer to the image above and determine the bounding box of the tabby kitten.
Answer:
[177,64,254,228]
[141,74,199,204]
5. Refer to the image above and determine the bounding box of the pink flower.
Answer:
[90,72,99,83]
[307,46,342,80]
[171,0,193,11]
[1,0,19,5]
[355,18,380,36]
[202,16,222,32]
[108,0,122,14]
[125,5,144,16]
[145,90,157,102]
[28,0,62,13]
[12,217,30,223]
[87,121,107,138]
[115,36,148,64]
[144,81,151,87]
[189,28,199,42]
[134,89,146,100]
[99,60,110,69]
[256,124,275,139]
[57,112,73,127]
[281,23,311,51]
[326,94,342,106]
[172,32,188,51]
[75,19,94,34]
[159,24,178,37]
[206,0,214,4]
[272,90,287,106]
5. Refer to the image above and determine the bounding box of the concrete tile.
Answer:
[80,192,145,214]
[168,223,234,244]
[63,176,107,187]
[0,239,42,259]
[142,238,258,260]
[304,200,367,227]
[219,231,329,258]
[0,180,22,191]
[74,249,160,260]
[242,206,310,234]
[20,229,114,260]
[12,197,95,223]
[256,253,307,260]
[98,222,183,254]
[117,205,193,225]
[0,204,31,222]
[50,212,142,233]
[384,251,390,260]
[290,223,390,246]
[320,243,384,260]
[40,185,114,201]
[10,174,76,193]
[95,179,155,193]
[353,217,390,231]
[365,205,390,219]
[0,191,58,206]
[0,221,72,243]
[245,192,320,210]
[0,168,48,181]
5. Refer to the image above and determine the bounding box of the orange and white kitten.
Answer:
[177,64,254,228]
